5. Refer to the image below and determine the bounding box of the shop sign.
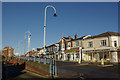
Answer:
[83,49,111,52]
[66,49,79,53]
[64,50,66,53]
[76,49,79,52]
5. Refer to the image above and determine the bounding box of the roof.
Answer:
[85,32,120,39]
[72,36,85,41]
[63,32,120,42]
[63,37,73,40]
[3,46,14,50]
[66,36,85,42]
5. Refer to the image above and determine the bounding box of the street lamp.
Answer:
[43,5,56,55]
[24,31,31,60]
[43,5,57,78]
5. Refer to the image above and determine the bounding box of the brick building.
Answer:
[2,46,14,60]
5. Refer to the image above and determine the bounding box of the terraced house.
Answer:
[37,43,59,58]
[36,32,120,63]
[58,32,120,63]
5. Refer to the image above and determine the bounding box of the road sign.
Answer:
[54,46,57,51]
[32,48,35,52]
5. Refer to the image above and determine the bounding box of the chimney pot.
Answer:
[75,34,77,39]
[68,36,71,40]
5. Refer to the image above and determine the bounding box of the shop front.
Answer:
[82,48,119,63]
[64,48,79,62]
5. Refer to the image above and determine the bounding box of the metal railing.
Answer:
[20,56,50,64]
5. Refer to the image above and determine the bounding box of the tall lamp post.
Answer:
[43,5,57,78]
[43,5,56,55]
[24,31,31,60]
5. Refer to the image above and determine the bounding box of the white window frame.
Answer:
[76,41,79,47]
[101,40,106,46]
[114,41,117,47]
[88,41,93,47]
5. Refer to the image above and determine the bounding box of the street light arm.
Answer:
[44,5,56,27]
[43,5,56,51]
[25,31,31,36]
[45,5,56,14]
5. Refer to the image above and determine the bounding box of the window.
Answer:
[68,42,71,47]
[46,48,49,52]
[66,42,68,48]
[76,52,79,58]
[72,42,76,47]
[114,41,117,47]
[9,54,11,57]
[52,47,54,51]
[61,44,64,49]
[88,42,93,47]
[101,40,106,46]
[76,41,79,47]
[9,51,11,53]
[63,44,64,48]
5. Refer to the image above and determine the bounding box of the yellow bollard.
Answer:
[101,58,104,65]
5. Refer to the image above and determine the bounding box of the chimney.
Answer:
[75,34,77,40]
[68,36,71,40]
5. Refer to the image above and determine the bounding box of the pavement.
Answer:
[2,63,47,80]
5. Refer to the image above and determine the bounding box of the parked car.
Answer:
[29,55,34,58]
[35,56,39,58]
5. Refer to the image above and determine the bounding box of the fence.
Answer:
[19,56,57,77]
[20,56,50,64]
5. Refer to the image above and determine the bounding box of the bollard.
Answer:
[50,62,52,77]
[101,58,104,65]
[39,58,40,63]
[44,58,46,64]
[78,59,81,64]
[50,58,54,78]
[53,64,55,75]
[34,57,35,62]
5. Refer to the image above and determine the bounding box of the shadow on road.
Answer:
[2,62,26,80]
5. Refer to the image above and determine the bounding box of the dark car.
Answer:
[35,56,39,58]
[29,55,34,58]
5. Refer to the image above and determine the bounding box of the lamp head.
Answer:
[54,13,57,17]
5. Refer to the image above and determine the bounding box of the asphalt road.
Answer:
[56,61,120,79]
[2,59,120,79]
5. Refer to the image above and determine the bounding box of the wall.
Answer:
[82,37,109,49]
[110,36,120,47]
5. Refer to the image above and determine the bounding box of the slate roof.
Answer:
[85,32,120,39]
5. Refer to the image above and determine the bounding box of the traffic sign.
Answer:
[54,46,57,51]
[32,48,35,52]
